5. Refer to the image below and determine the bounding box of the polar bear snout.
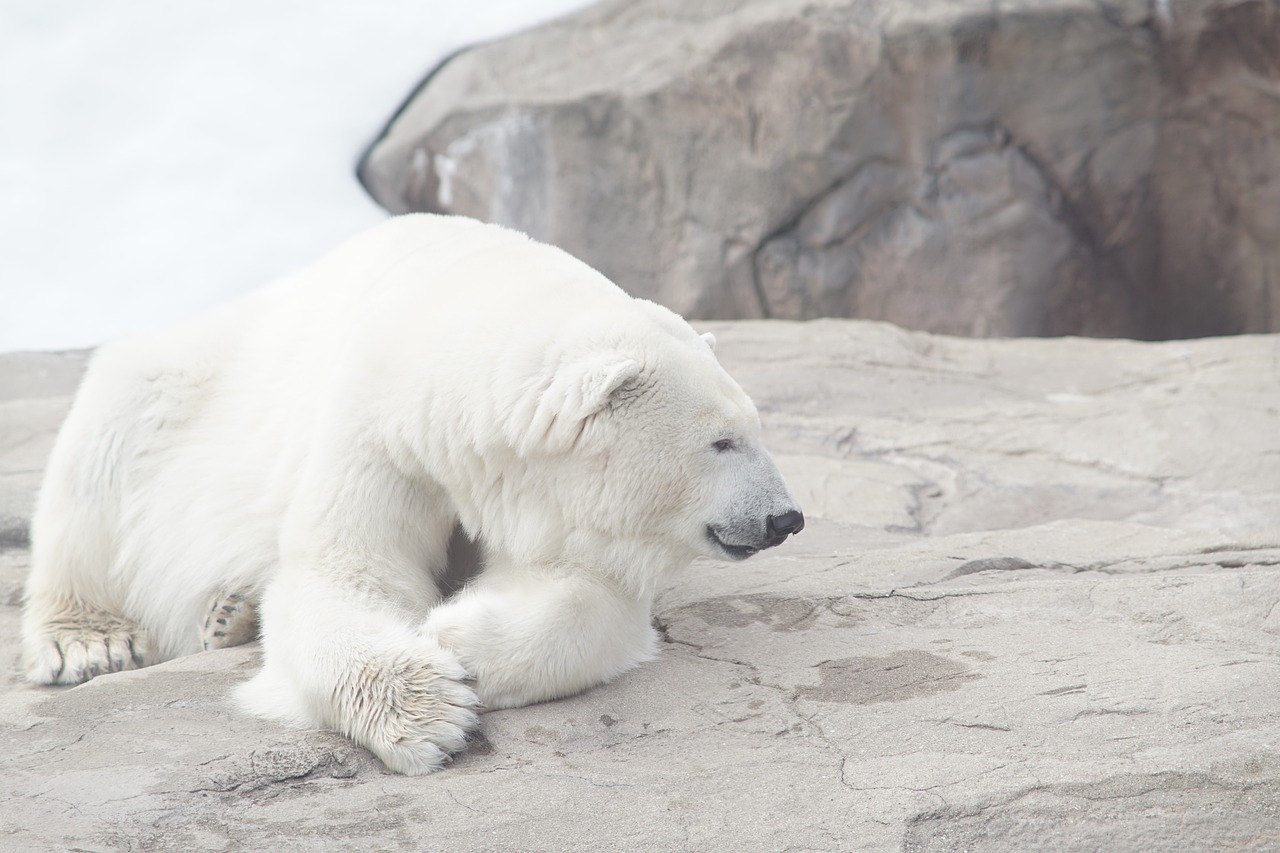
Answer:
[699,439,805,561]
[706,506,804,560]
[767,509,805,543]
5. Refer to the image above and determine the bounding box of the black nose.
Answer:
[766,510,805,540]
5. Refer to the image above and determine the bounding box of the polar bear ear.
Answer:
[700,332,716,352]
[575,353,643,415]
[514,352,642,455]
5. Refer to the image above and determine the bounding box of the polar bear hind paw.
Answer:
[343,651,482,775]
[201,591,258,651]
[23,607,152,685]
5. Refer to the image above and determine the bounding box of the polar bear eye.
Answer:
[713,438,734,452]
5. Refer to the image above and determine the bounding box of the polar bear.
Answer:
[21,214,804,774]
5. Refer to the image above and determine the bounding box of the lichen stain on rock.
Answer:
[1185,0,1280,84]
[944,556,1038,581]
[671,594,838,632]
[796,650,980,705]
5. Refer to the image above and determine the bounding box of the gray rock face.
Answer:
[360,0,1280,339]
[0,351,86,550]
[2,325,1278,851]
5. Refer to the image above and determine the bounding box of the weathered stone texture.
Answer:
[3,325,1278,851]
[360,0,1280,339]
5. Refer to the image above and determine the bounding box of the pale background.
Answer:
[0,0,594,351]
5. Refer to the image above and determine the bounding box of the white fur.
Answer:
[21,214,800,774]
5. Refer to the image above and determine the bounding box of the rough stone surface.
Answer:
[2,324,1279,851]
[360,0,1280,339]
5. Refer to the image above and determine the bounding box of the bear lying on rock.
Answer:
[21,215,803,774]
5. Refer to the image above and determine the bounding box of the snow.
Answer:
[0,0,596,352]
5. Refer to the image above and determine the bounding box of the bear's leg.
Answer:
[21,595,152,685]
[237,449,480,775]
[424,565,659,710]
[240,572,480,775]
[22,407,153,685]
[201,591,258,651]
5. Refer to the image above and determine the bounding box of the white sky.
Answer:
[0,1,596,352]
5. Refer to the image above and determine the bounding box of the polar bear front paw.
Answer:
[339,648,482,776]
[23,607,152,685]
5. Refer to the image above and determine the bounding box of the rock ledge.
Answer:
[2,323,1278,851]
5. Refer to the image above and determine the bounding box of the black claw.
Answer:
[127,637,145,667]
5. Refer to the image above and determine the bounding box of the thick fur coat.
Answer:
[22,215,803,773]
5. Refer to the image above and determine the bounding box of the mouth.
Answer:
[705,527,761,561]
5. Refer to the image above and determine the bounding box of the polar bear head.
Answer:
[501,302,803,582]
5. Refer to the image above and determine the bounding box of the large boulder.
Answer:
[360,0,1280,339]
[3,326,1278,850]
